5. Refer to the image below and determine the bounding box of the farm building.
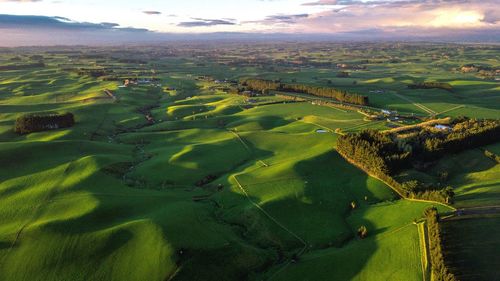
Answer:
[434,124,451,131]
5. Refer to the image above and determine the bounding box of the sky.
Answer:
[0,0,499,45]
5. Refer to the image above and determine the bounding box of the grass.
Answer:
[442,215,500,281]
[0,44,498,281]
[397,148,500,208]
[262,200,450,281]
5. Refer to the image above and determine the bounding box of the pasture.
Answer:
[0,43,498,281]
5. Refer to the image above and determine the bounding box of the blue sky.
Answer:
[0,0,498,45]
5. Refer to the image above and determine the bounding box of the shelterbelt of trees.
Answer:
[241,78,369,106]
[76,68,113,78]
[424,207,457,281]
[14,113,75,134]
[422,118,500,159]
[408,82,453,92]
[336,118,500,203]
[484,149,500,163]
[0,62,46,70]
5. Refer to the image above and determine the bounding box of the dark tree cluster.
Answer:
[424,207,457,281]
[241,79,281,92]
[409,188,455,204]
[195,174,217,187]
[240,78,369,105]
[336,118,500,203]
[77,68,113,78]
[0,62,45,70]
[422,118,500,159]
[336,71,350,78]
[14,113,75,134]
[336,130,411,175]
[280,83,369,105]
[408,82,453,92]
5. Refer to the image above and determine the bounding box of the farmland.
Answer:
[0,43,498,281]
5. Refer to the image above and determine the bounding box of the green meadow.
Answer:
[0,44,498,281]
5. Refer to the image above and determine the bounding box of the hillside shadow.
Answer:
[0,241,12,250]
[291,150,381,276]
[431,149,499,188]
[29,141,281,281]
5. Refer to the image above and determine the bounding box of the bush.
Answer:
[15,113,75,134]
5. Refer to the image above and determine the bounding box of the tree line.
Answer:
[484,149,500,163]
[336,118,500,203]
[15,113,75,134]
[336,130,411,175]
[77,68,113,78]
[408,82,453,92]
[422,118,500,160]
[240,78,369,106]
[424,207,457,281]
[0,62,45,71]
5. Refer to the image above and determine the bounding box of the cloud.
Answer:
[302,0,341,5]
[0,0,42,2]
[0,14,159,46]
[0,0,498,45]
[281,0,500,33]
[481,10,499,24]
[265,14,309,24]
[303,0,471,7]
[143,11,161,15]
[177,18,236,27]
[0,14,149,32]
[244,13,310,26]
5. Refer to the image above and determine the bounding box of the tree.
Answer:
[358,226,368,239]
[402,180,420,192]
[239,78,369,105]
[14,113,75,134]
[350,201,357,210]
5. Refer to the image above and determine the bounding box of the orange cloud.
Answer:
[272,0,499,33]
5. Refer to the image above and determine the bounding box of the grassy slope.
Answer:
[265,201,450,281]
[0,48,496,281]
[442,215,500,281]
[397,148,500,208]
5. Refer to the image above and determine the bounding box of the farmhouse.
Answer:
[434,124,451,131]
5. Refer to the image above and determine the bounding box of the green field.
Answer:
[396,148,500,208]
[442,215,500,281]
[0,43,498,281]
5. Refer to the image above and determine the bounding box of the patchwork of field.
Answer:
[0,44,498,281]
